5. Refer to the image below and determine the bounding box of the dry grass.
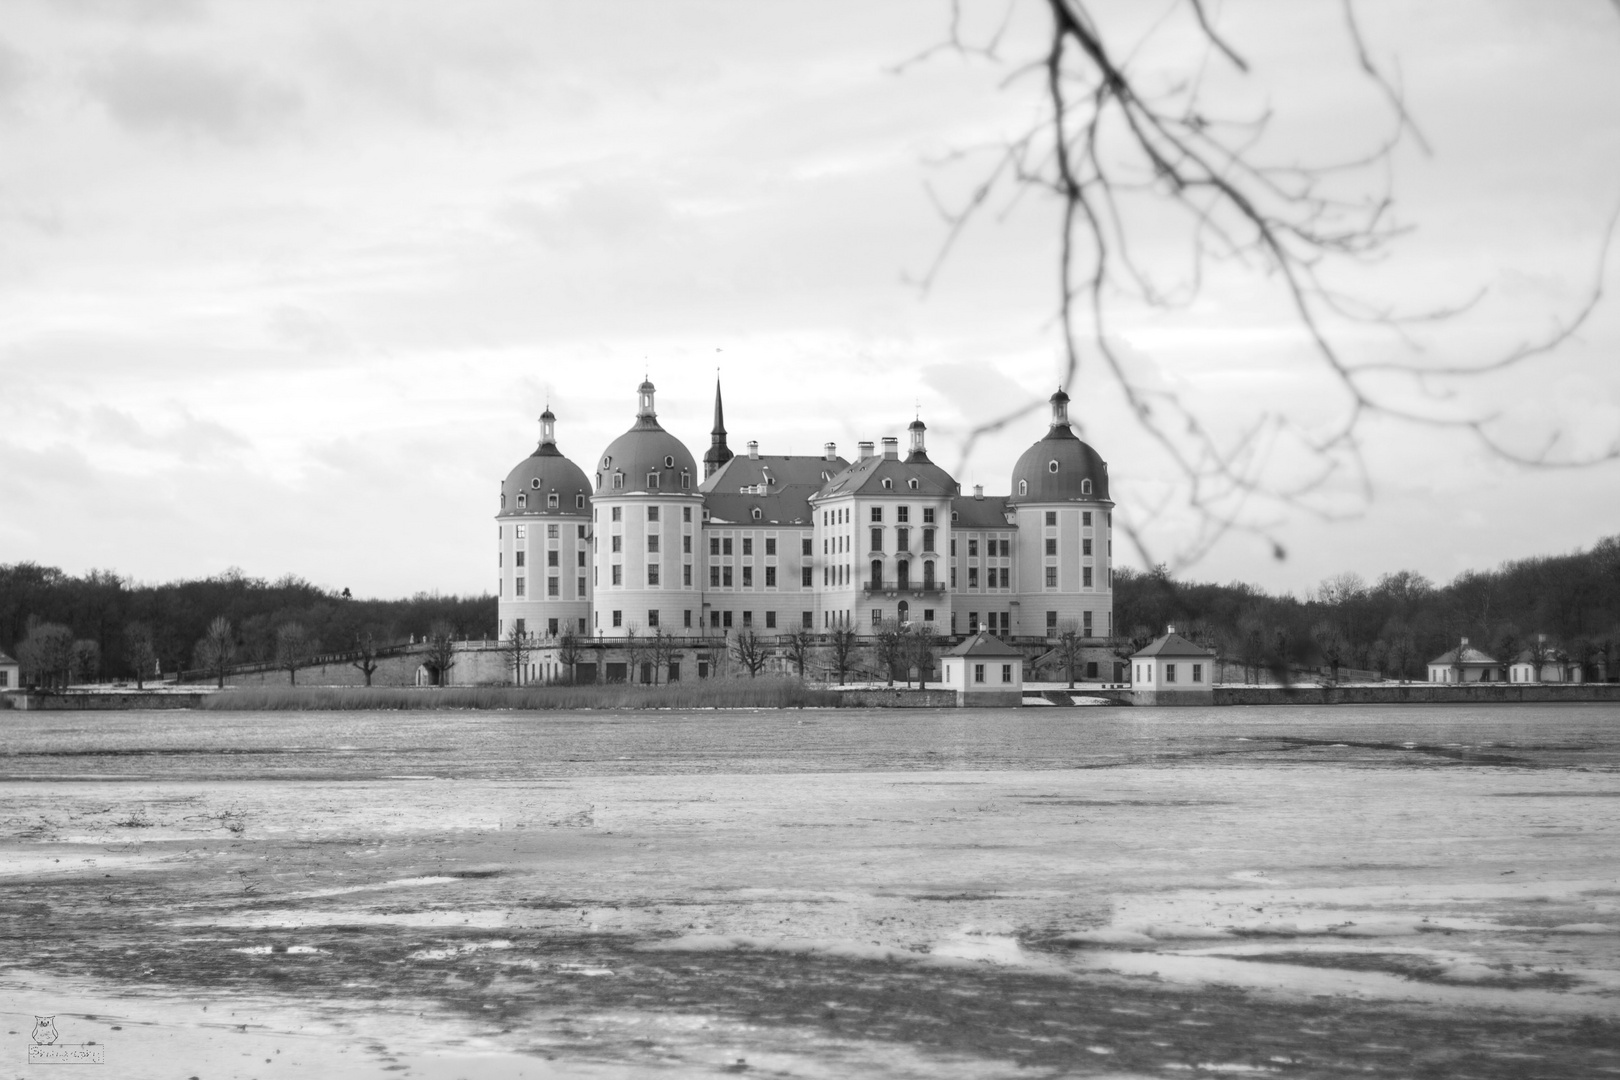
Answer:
[199,679,840,711]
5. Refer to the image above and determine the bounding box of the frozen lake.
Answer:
[2,703,1617,1078]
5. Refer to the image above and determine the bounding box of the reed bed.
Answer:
[199,678,841,711]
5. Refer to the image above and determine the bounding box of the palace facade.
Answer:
[495,379,1115,655]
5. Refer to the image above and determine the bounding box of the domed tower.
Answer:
[591,380,702,639]
[1009,389,1114,642]
[496,407,593,649]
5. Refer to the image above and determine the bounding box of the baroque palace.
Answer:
[495,379,1116,680]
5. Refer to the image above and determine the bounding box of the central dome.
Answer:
[594,380,698,495]
[1009,389,1110,503]
[500,408,592,516]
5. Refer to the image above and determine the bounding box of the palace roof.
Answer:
[701,454,849,525]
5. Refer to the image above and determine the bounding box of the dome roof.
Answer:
[1009,390,1110,503]
[594,380,698,496]
[498,410,591,517]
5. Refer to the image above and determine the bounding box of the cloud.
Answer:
[0,39,26,103]
[88,404,250,461]
[81,49,302,141]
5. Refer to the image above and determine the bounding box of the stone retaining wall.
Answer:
[8,692,213,711]
[833,688,959,708]
[1213,683,1620,706]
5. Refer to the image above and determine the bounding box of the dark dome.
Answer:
[1009,390,1109,503]
[594,380,697,495]
[501,443,592,516]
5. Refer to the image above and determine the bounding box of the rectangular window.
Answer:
[950,566,957,587]
[967,539,978,557]
[647,472,659,489]
[1166,664,1177,684]
[974,663,985,684]
[994,567,1005,588]
[765,566,777,587]
[923,508,935,524]
[547,576,559,596]
[685,609,693,628]
[802,611,813,629]
[547,550,559,566]
[871,506,883,522]
[683,565,692,586]
[1045,538,1057,556]
[802,537,813,556]
[743,538,753,556]
[1083,511,1092,526]
[547,523,559,538]
[683,535,691,553]
[1192,663,1203,683]
[515,524,526,539]
[923,608,934,621]
[515,550,526,567]
[896,527,909,552]
[897,506,910,523]
[612,610,622,627]
[765,538,776,556]
[922,528,935,552]
[648,564,660,585]
[1000,539,1010,558]
[1086,661,1098,679]
[611,535,622,553]
[612,507,622,521]
[1046,610,1058,630]
[684,506,692,522]
[1083,567,1093,587]
[723,538,733,555]
[577,550,587,567]
[765,611,776,629]
[1002,664,1012,684]
[723,611,733,628]
[969,568,979,587]
[514,618,525,636]
[710,537,720,556]
[515,576,526,596]
[872,609,882,626]
[577,576,586,596]
[548,618,558,635]
[723,566,733,586]
[710,611,721,628]
[1045,511,1056,526]
[710,566,720,587]
[969,612,978,632]
[648,506,660,521]
[648,534,660,553]
[802,566,813,586]
[613,474,623,489]
[648,609,660,627]
[1045,567,1057,587]
[612,565,622,585]
[1083,610,1093,634]
[870,527,883,551]
[742,566,753,587]
[578,525,587,538]
[1083,538,1092,556]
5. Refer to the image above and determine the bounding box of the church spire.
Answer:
[703,375,734,479]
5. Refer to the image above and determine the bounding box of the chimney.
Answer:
[973,484,983,500]
[881,436,899,460]
[824,441,837,461]
[858,440,875,460]
[747,440,759,459]
[1460,636,1469,646]
[1168,624,1176,634]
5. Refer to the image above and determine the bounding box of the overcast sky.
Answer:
[1,0,1616,600]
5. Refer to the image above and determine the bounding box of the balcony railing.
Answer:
[863,582,945,597]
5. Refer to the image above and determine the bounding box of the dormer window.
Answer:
[576,494,585,509]
[702,509,711,521]
[613,473,624,490]
[648,472,660,489]
[500,494,507,508]
[680,470,691,489]
[547,493,559,509]
[1081,478,1092,495]
[517,494,527,508]
[602,456,612,468]
[1019,480,1028,496]
[751,508,762,521]
[882,478,893,490]
[1049,460,1059,473]
[908,478,918,490]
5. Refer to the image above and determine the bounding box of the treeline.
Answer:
[1114,535,1620,680]
[0,563,495,682]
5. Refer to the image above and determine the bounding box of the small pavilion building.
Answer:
[1508,643,1584,684]
[1426,639,1501,683]
[941,630,1024,707]
[0,649,18,691]
[1130,626,1216,706]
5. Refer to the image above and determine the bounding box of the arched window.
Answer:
[680,471,691,489]
[547,493,559,509]
[576,494,585,509]
[1019,480,1028,496]
[595,473,602,488]
[908,478,918,489]
[1081,479,1092,495]
[751,507,762,520]
[870,559,884,590]
[882,478,893,490]
[1049,460,1059,473]
[923,560,936,587]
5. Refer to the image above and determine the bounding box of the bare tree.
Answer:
[123,622,159,690]
[1385,622,1416,682]
[499,625,534,685]
[194,617,236,689]
[907,623,940,685]
[783,627,814,680]
[422,621,457,687]
[624,627,649,684]
[828,626,861,685]
[275,622,316,686]
[1055,620,1085,688]
[649,628,676,685]
[17,620,75,690]
[731,630,768,678]
[1527,634,1553,683]
[351,626,384,687]
[909,1,1617,568]
[557,627,583,684]
[872,620,909,687]
[1311,622,1348,683]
